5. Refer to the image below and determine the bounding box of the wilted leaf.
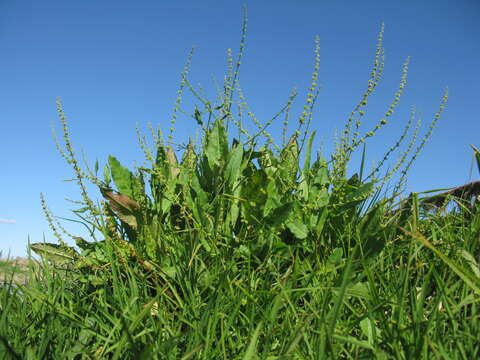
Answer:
[101,187,140,228]
[101,188,140,211]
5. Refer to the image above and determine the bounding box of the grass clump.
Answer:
[2,8,479,359]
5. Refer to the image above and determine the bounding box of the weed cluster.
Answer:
[2,8,479,359]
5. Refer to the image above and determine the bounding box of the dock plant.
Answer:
[31,9,448,296]
[7,8,478,359]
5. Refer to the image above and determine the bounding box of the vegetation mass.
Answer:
[1,9,479,359]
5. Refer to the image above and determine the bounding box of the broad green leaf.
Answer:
[242,167,268,223]
[344,282,370,299]
[286,220,308,239]
[316,189,330,207]
[205,119,228,170]
[298,175,309,201]
[312,159,329,187]
[187,172,209,205]
[108,155,136,199]
[327,247,344,265]
[180,139,197,170]
[225,143,244,187]
[113,211,137,229]
[263,183,281,218]
[279,134,299,188]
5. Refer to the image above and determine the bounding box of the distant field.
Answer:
[0,257,30,285]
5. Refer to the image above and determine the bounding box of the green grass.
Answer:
[2,8,478,359]
[1,209,479,359]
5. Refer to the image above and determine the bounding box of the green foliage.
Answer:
[34,13,448,292]
[14,8,478,359]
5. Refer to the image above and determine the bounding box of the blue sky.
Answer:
[1,0,479,257]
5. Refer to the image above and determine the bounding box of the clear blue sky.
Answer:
[1,0,479,257]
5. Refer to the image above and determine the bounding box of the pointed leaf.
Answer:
[311,155,329,186]
[205,119,228,170]
[225,143,244,187]
[30,243,77,266]
[108,156,136,198]
[103,163,111,185]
